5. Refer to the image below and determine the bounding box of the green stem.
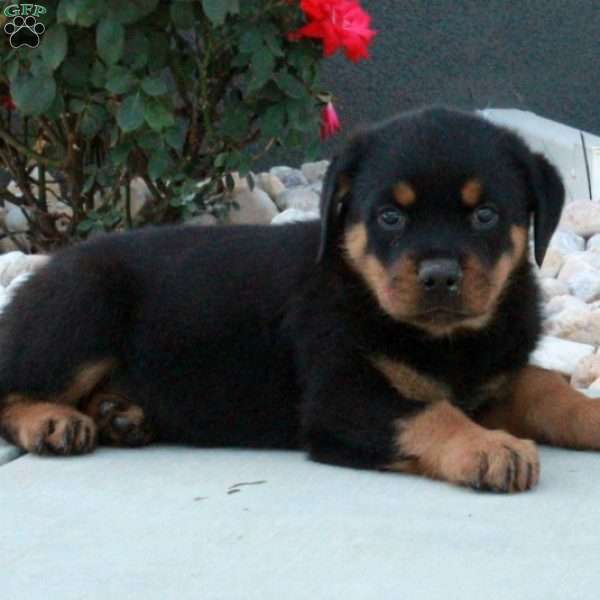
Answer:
[0,128,62,168]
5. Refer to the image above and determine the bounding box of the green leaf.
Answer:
[82,174,96,195]
[75,0,106,26]
[6,59,19,82]
[45,92,65,121]
[90,60,106,88]
[144,97,175,131]
[276,72,306,99]
[225,172,235,191]
[77,219,96,234]
[117,93,145,132]
[138,131,162,150]
[42,25,68,71]
[202,0,238,25]
[263,30,284,57]
[239,30,263,54]
[250,47,274,91]
[106,0,159,24]
[146,32,170,69]
[57,0,79,23]
[259,104,286,138]
[11,74,56,116]
[165,118,188,154]
[304,138,321,162]
[141,76,167,96]
[68,99,87,113]
[221,107,250,140]
[148,148,171,180]
[170,2,196,30]
[96,18,124,65]
[81,105,109,137]
[109,143,133,166]
[123,30,150,70]
[105,66,137,94]
[60,55,90,90]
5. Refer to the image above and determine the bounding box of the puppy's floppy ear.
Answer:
[317,135,365,263]
[527,152,565,267]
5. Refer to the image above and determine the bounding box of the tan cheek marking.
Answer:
[461,179,483,207]
[459,225,528,332]
[393,182,416,207]
[372,356,451,404]
[343,224,419,319]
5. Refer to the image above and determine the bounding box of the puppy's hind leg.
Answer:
[0,251,136,456]
[0,360,115,455]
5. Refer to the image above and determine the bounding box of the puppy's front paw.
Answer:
[2,403,97,455]
[444,430,540,493]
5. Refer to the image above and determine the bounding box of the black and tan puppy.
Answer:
[0,106,597,492]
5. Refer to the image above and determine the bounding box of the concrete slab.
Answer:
[0,438,22,466]
[479,108,600,203]
[2,445,600,600]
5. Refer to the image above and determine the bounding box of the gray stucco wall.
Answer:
[272,0,600,166]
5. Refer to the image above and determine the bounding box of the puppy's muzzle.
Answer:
[417,258,463,308]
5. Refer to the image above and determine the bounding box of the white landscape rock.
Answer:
[542,307,600,345]
[557,253,598,282]
[567,269,600,302]
[549,230,585,255]
[184,213,218,227]
[269,166,308,188]
[529,335,595,376]
[255,173,285,202]
[301,160,329,183]
[544,294,589,317]
[560,200,600,237]
[539,277,569,301]
[275,187,320,212]
[0,252,49,287]
[571,353,600,389]
[539,247,563,277]
[224,188,278,225]
[587,233,600,252]
[271,208,319,225]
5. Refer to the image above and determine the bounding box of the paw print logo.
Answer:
[4,15,45,49]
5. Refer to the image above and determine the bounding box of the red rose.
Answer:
[320,102,341,140]
[0,95,16,111]
[289,0,377,63]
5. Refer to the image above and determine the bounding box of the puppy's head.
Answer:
[318,107,564,336]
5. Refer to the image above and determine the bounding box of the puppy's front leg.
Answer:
[479,365,600,450]
[391,401,539,492]
[302,358,539,492]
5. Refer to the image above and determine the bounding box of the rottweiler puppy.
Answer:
[0,106,597,493]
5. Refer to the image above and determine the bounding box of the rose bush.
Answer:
[0,0,375,251]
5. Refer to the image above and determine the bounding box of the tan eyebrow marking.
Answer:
[461,178,483,207]
[393,181,416,207]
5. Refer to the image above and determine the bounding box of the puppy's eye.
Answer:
[471,205,498,230]
[378,208,406,230]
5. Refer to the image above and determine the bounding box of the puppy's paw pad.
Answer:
[87,395,154,447]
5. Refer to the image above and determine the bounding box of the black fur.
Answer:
[0,106,564,469]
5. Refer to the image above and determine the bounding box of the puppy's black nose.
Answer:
[417,259,462,294]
